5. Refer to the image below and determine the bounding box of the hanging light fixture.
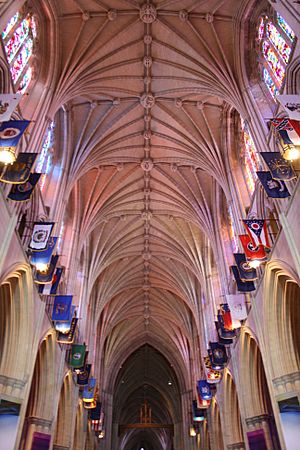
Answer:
[247,259,261,269]
[189,425,197,437]
[35,262,49,272]
[282,144,300,161]
[0,146,16,165]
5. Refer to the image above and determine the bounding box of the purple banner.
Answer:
[31,432,51,450]
[247,429,267,450]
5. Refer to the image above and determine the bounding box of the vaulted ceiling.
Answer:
[48,0,250,445]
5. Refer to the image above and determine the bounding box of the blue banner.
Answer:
[52,295,73,322]
[257,171,290,198]
[7,173,41,201]
[209,342,227,369]
[197,380,212,400]
[89,401,101,420]
[77,364,92,386]
[260,152,296,181]
[34,255,58,284]
[233,253,257,281]
[83,377,96,402]
[55,306,75,332]
[0,152,37,184]
[0,120,30,147]
[231,266,255,292]
[38,267,63,295]
[31,237,58,266]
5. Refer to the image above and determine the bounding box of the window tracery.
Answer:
[2,9,37,93]
[36,121,55,191]
[240,119,261,196]
[257,13,295,99]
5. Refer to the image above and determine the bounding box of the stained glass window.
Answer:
[257,14,295,99]
[36,122,55,191]
[240,119,261,195]
[2,10,37,93]
[228,206,238,253]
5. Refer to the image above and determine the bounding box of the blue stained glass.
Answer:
[276,13,295,42]
[17,66,33,93]
[2,12,19,39]
[263,68,278,98]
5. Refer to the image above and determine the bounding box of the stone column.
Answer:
[181,390,197,450]
[101,390,113,450]
[227,442,245,450]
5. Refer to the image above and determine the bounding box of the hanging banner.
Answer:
[56,318,78,344]
[83,377,97,403]
[7,173,41,201]
[239,235,267,261]
[31,432,51,450]
[192,400,205,422]
[247,429,267,450]
[31,237,57,266]
[260,152,296,181]
[243,219,271,249]
[197,380,212,400]
[70,344,86,368]
[208,342,227,370]
[34,255,58,284]
[0,152,37,184]
[225,294,247,321]
[203,356,222,384]
[55,306,75,332]
[77,364,92,386]
[28,222,55,251]
[0,94,22,122]
[0,120,30,147]
[270,118,300,146]
[38,267,63,295]
[257,171,290,198]
[277,95,300,120]
[231,266,256,292]
[233,253,258,281]
[52,295,73,322]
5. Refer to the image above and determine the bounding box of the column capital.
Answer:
[245,414,270,428]
[273,371,300,389]
[227,442,245,450]
[0,374,27,390]
[27,416,53,429]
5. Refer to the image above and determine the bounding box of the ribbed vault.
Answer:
[49,0,252,445]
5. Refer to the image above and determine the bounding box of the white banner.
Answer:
[226,294,248,321]
[29,222,54,251]
[277,95,300,121]
[0,94,22,122]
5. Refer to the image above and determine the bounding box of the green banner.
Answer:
[70,344,86,368]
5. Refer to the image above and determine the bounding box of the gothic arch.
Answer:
[0,265,35,382]
[209,398,225,450]
[19,331,57,450]
[238,330,281,450]
[222,370,244,447]
[263,261,300,377]
[54,370,77,449]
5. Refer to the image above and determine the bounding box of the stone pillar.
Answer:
[181,390,197,450]
[101,390,113,450]
[227,442,245,450]
[53,446,70,450]
[174,421,183,450]
[111,422,119,450]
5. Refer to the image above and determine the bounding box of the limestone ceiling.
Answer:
[50,0,247,408]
